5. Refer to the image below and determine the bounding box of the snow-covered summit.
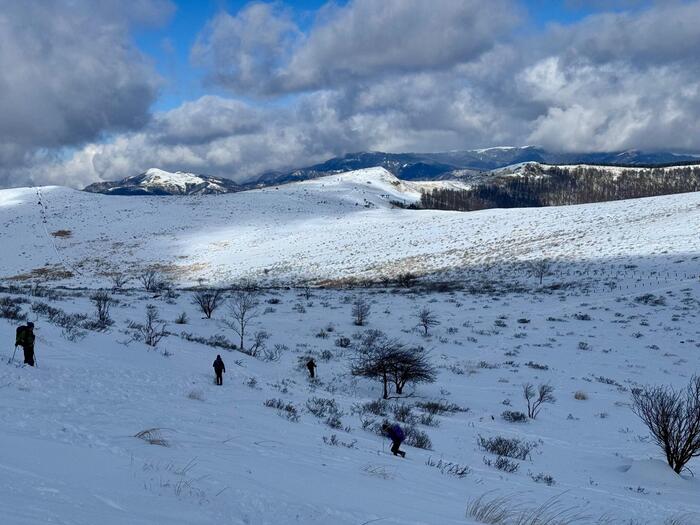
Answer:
[83,168,241,196]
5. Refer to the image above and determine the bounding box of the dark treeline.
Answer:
[420,165,700,211]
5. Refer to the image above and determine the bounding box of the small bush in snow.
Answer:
[631,375,700,474]
[635,293,667,306]
[90,290,113,327]
[391,403,418,425]
[419,413,440,427]
[0,296,26,320]
[574,390,588,400]
[525,361,549,370]
[478,435,534,460]
[483,455,519,473]
[501,410,527,423]
[323,434,356,448]
[352,298,371,326]
[530,471,556,485]
[416,400,467,415]
[306,397,342,419]
[134,304,167,348]
[405,427,432,450]
[335,336,351,348]
[523,382,556,419]
[264,398,300,422]
[425,456,469,478]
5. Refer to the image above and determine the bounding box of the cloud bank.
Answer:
[2,0,700,187]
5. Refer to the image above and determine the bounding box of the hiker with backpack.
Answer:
[213,354,225,385]
[15,322,36,367]
[381,421,406,457]
[306,358,317,378]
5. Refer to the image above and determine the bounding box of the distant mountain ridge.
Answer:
[83,147,700,195]
[83,168,242,195]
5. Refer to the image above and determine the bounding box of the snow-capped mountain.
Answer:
[83,168,242,195]
[251,147,700,186]
[84,149,700,196]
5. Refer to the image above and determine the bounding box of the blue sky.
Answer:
[2,0,699,187]
[137,0,652,112]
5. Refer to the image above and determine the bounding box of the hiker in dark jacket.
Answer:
[306,358,317,378]
[381,422,406,457]
[213,355,225,385]
[15,322,36,366]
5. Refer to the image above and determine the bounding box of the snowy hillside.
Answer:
[83,168,241,196]
[2,167,700,288]
[2,166,700,524]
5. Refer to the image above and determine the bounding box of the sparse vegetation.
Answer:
[631,375,700,474]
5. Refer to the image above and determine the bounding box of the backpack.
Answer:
[15,325,27,346]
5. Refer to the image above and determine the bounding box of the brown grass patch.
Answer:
[51,229,73,238]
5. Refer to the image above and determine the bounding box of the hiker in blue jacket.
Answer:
[382,422,406,457]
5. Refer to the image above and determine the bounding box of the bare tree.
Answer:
[110,272,129,291]
[396,272,417,288]
[90,290,113,325]
[389,346,437,395]
[301,284,312,300]
[352,298,371,326]
[192,289,223,319]
[351,330,436,398]
[226,290,260,353]
[529,259,552,285]
[631,376,700,474]
[417,307,440,336]
[139,304,167,347]
[523,383,555,419]
[139,269,164,293]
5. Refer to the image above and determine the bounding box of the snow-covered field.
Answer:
[2,167,699,287]
[1,169,699,524]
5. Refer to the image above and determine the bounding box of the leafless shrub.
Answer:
[249,330,269,358]
[174,312,189,324]
[426,456,470,478]
[225,289,260,354]
[352,298,371,326]
[0,296,26,320]
[139,269,165,292]
[416,400,466,415]
[631,375,700,473]
[134,428,169,447]
[264,398,299,422]
[478,435,534,460]
[90,290,113,326]
[110,272,130,290]
[191,289,223,319]
[574,391,588,400]
[502,410,528,423]
[135,304,167,348]
[483,455,519,473]
[529,259,552,285]
[351,330,436,398]
[396,272,417,288]
[523,383,556,419]
[262,344,283,362]
[417,307,440,336]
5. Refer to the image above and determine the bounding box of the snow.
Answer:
[497,161,700,178]
[1,167,700,523]
[2,167,700,287]
[141,168,223,192]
